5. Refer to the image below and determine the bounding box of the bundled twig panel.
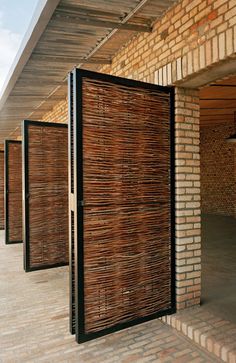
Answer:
[0,151,4,229]
[23,120,68,272]
[4,141,22,244]
[69,69,175,343]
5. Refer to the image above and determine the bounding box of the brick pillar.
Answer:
[175,87,201,310]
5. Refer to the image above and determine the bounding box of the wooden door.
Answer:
[4,141,22,244]
[69,69,175,343]
[23,120,68,271]
[0,151,4,230]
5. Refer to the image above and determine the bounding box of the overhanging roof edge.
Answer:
[0,0,60,111]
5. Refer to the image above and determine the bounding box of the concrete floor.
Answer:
[0,230,218,363]
[202,214,236,323]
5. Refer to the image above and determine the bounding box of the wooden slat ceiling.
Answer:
[0,0,177,144]
[200,75,236,127]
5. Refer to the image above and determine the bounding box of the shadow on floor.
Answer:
[201,214,236,323]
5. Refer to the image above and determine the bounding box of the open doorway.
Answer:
[200,75,236,323]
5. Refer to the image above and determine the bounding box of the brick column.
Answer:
[175,87,201,310]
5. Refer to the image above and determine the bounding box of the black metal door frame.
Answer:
[68,72,76,334]
[22,120,68,272]
[70,69,176,343]
[0,150,4,230]
[4,140,22,244]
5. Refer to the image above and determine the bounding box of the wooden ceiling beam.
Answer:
[210,84,236,87]
[56,5,124,19]
[31,55,111,64]
[200,98,236,100]
[200,107,236,110]
[53,14,152,32]
[201,114,234,117]
[200,121,233,125]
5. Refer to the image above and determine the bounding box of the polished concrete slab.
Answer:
[0,230,217,363]
[202,214,236,323]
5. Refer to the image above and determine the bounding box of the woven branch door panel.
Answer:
[4,141,22,244]
[70,69,175,343]
[23,120,69,272]
[0,151,4,229]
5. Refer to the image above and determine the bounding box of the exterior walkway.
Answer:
[202,214,236,323]
[0,230,219,363]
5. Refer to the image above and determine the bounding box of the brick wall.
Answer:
[100,0,236,86]
[175,88,201,309]
[201,122,235,216]
[42,99,68,124]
